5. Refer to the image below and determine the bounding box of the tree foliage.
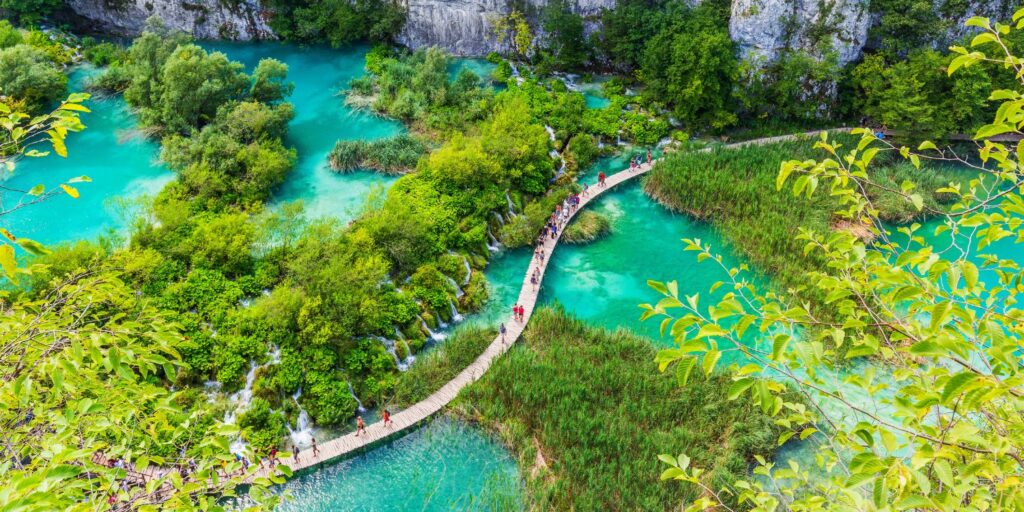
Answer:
[648,13,1024,511]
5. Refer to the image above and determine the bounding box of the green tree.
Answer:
[156,45,249,133]
[639,3,737,130]
[541,0,588,70]
[0,0,62,24]
[250,58,294,103]
[648,13,1024,511]
[0,20,23,48]
[0,44,67,112]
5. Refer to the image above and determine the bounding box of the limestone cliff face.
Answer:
[64,0,273,39]
[396,0,616,56]
[60,0,1007,62]
[729,0,870,66]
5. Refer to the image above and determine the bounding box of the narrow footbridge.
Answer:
[265,128,848,475]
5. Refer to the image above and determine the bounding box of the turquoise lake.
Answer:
[0,67,173,245]
[201,41,404,223]
[11,39,1022,510]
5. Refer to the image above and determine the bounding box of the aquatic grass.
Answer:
[328,134,426,174]
[562,210,611,244]
[390,326,496,407]
[457,307,792,511]
[642,135,963,298]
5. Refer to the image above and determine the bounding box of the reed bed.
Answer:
[457,308,789,511]
[643,135,961,294]
[328,134,426,174]
[389,327,495,407]
[562,210,611,244]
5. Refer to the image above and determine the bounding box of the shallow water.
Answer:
[0,66,173,245]
[201,41,405,223]
[277,417,521,512]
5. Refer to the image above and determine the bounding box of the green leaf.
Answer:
[15,238,50,256]
[0,244,16,279]
[675,356,696,386]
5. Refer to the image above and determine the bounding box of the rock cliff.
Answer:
[396,0,615,56]
[729,0,870,66]
[61,0,1006,64]
[64,0,273,40]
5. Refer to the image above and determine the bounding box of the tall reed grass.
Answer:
[458,307,790,511]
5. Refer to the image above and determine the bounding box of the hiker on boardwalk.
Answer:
[530,273,538,291]
[269,447,280,466]
[598,171,606,187]
[512,304,520,321]
[292,445,300,464]
[355,416,367,437]
[582,182,589,196]
[647,149,652,164]
[312,437,320,457]
[382,410,393,428]
[518,305,525,320]
[500,323,507,342]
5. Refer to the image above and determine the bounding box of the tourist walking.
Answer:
[530,274,538,291]
[512,304,519,321]
[647,149,652,164]
[355,416,367,437]
[582,182,589,196]
[598,171,606,187]
[500,322,507,342]
[518,304,525,321]
[312,437,320,457]
[269,447,280,466]
[383,409,393,428]
[292,445,300,464]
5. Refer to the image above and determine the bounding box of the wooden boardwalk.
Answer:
[257,128,849,476]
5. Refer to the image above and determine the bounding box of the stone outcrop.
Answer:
[64,0,273,40]
[59,0,1010,64]
[396,0,615,56]
[729,0,871,66]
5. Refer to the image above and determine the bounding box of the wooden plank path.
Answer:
[255,127,850,477]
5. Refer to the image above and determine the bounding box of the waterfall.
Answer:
[505,191,516,217]
[492,211,505,226]
[486,227,501,253]
[419,315,447,342]
[288,386,314,448]
[544,125,556,142]
[461,256,472,286]
[347,381,367,413]
[288,408,314,448]
[597,136,605,149]
[657,137,672,148]
[444,275,465,299]
[374,336,409,371]
[448,299,464,323]
[616,132,623,146]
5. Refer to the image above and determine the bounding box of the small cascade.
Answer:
[444,275,465,299]
[616,132,623,146]
[597,136,605,149]
[288,408,314,448]
[347,381,367,413]
[657,137,673,148]
[544,125,567,178]
[374,336,409,371]
[419,315,447,342]
[461,256,472,286]
[486,227,502,253]
[288,384,313,448]
[492,211,505,226]
[448,299,464,323]
[505,191,516,217]
[544,125,556,142]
